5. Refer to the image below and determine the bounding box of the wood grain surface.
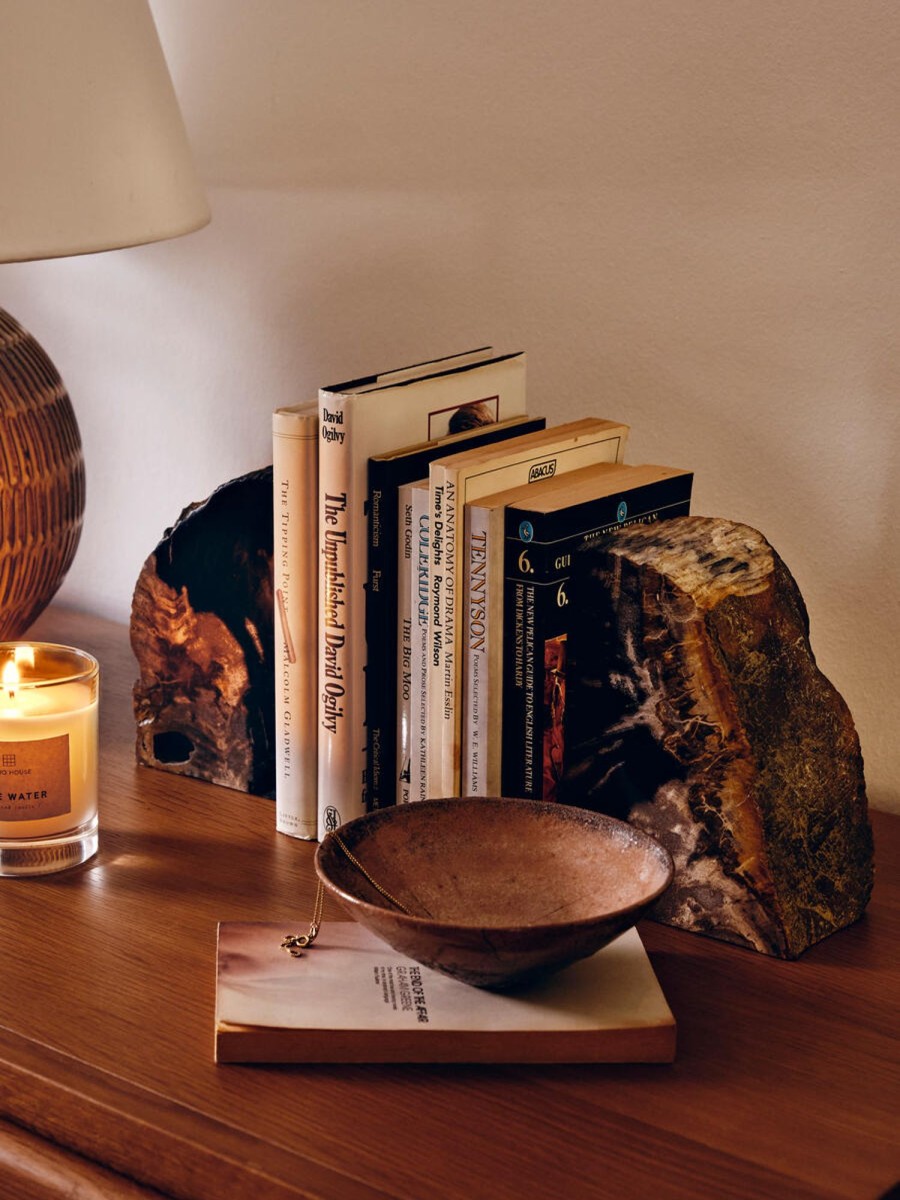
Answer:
[0,606,894,1200]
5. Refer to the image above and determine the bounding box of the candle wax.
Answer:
[0,679,98,838]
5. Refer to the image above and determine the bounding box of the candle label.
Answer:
[0,735,71,822]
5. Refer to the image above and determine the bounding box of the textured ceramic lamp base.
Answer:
[0,308,85,638]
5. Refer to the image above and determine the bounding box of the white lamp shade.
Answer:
[0,0,210,262]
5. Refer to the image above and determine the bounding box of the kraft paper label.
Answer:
[0,734,71,821]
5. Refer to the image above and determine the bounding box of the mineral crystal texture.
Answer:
[562,515,873,958]
[131,468,275,797]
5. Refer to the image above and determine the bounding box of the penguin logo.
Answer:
[323,805,341,833]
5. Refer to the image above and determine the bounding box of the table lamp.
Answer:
[0,0,210,638]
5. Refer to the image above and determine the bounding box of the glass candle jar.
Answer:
[0,642,99,876]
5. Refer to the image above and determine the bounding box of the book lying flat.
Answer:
[215,920,676,1064]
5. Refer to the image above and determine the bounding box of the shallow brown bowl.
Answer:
[315,797,674,989]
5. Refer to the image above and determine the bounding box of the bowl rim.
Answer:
[314,797,675,935]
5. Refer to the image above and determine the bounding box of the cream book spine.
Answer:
[461,498,503,795]
[427,418,629,800]
[272,403,318,840]
[409,481,430,802]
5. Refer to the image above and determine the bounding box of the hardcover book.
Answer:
[427,417,629,800]
[215,920,676,1064]
[318,349,526,835]
[272,402,318,840]
[366,413,543,809]
[500,462,693,801]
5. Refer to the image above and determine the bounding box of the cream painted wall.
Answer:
[3,0,897,810]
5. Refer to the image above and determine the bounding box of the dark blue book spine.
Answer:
[501,475,693,801]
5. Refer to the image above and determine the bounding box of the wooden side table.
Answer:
[0,606,895,1200]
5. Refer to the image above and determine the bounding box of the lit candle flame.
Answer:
[3,660,19,700]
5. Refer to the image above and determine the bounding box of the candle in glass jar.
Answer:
[0,642,99,875]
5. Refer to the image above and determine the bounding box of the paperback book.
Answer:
[272,402,318,840]
[397,479,431,803]
[500,462,693,801]
[215,920,676,1064]
[318,349,526,836]
[427,417,629,800]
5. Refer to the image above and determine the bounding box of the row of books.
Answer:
[272,348,693,841]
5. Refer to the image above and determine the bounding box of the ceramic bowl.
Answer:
[314,797,674,989]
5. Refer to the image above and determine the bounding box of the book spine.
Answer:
[318,392,363,835]
[359,465,411,808]
[395,485,415,804]
[501,481,693,801]
[502,573,538,801]
[461,503,503,795]
[503,517,582,802]
[272,408,318,840]
[426,463,459,797]
[366,459,399,808]
[410,483,430,802]
[504,505,620,802]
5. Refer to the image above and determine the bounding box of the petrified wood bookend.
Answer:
[563,515,873,958]
[131,468,275,797]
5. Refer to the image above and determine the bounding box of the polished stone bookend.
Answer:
[563,515,874,958]
[130,468,275,798]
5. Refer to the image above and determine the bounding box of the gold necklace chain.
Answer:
[330,832,413,916]
[280,832,412,958]
[280,877,325,957]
